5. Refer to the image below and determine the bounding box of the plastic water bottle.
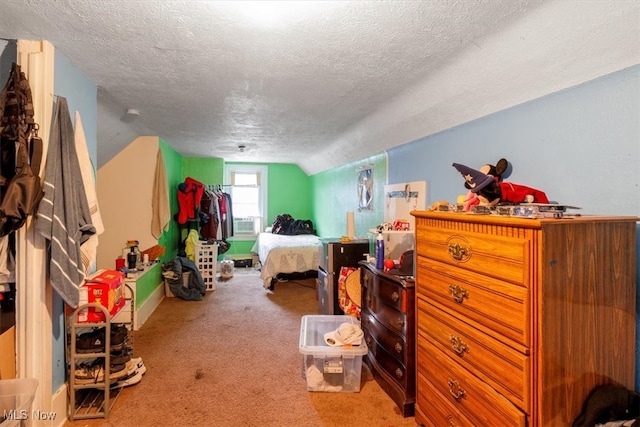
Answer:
[375,231,385,270]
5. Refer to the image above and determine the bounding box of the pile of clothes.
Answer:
[162,256,206,301]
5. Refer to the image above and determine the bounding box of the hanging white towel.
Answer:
[74,111,104,274]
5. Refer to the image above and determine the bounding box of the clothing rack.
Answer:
[205,184,231,193]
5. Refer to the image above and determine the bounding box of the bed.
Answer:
[251,232,321,290]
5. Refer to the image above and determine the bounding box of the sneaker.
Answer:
[132,357,146,375]
[110,325,129,351]
[76,326,128,353]
[76,329,105,353]
[74,361,128,385]
[109,353,131,366]
[110,370,143,389]
[113,359,142,382]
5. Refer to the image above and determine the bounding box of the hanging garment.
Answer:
[74,111,104,275]
[151,148,170,239]
[184,229,199,261]
[0,62,44,236]
[176,177,204,224]
[35,97,96,308]
[199,189,219,240]
[224,191,234,238]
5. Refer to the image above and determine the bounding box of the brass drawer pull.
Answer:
[446,415,461,427]
[395,368,403,379]
[394,317,404,328]
[447,378,466,402]
[394,342,403,353]
[448,243,469,261]
[448,284,469,303]
[366,336,372,346]
[449,335,469,356]
[391,291,400,302]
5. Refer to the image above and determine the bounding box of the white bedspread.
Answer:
[251,233,321,289]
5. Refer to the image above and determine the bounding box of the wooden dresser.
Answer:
[360,261,415,417]
[411,211,637,427]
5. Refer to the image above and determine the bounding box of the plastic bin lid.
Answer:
[299,315,368,356]
[0,378,39,426]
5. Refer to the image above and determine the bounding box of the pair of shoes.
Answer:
[110,357,146,389]
[76,326,128,353]
[74,360,129,385]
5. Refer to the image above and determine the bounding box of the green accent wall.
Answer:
[265,163,313,223]
[310,153,387,239]
[156,139,184,260]
[182,156,225,184]
[134,263,162,310]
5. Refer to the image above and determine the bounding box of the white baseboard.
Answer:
[135,284,165,330]
[51,383,67,427]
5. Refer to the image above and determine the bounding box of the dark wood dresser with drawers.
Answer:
[411,211,637,427]
[359,261,415,417]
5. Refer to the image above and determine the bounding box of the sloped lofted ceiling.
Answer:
[0,1,638,175]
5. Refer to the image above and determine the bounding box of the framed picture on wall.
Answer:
[358,166,373,211]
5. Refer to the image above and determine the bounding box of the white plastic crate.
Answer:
[299,315,367,392]
[199,269,216,292]
[195,242,217,291]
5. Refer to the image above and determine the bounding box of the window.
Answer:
[225,165,267,239]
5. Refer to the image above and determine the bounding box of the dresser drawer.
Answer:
[361,310,408,363]
[416,257,529,348]
[362,269,410,312]
[362,289,409,337]
[416,370,477,427]
[365,334,411,390]
[417,339,526,427]
[416,225,530,287]
[417,299,529,410]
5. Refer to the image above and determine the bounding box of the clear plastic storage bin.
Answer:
[299,315,367,392]
[0,378,38,427]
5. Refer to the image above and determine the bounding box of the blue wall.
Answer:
[51,52,98,391]
[387,65,640,389]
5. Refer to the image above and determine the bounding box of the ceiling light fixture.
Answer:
[238,145,246,152]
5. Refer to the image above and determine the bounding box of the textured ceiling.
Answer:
[0,1,638,174]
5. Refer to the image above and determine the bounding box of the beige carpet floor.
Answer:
[64,268,417,427]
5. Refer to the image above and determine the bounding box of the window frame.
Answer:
[225,164,268,240]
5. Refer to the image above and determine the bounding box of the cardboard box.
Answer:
[73,269,126,323]
[0,326,15,379]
